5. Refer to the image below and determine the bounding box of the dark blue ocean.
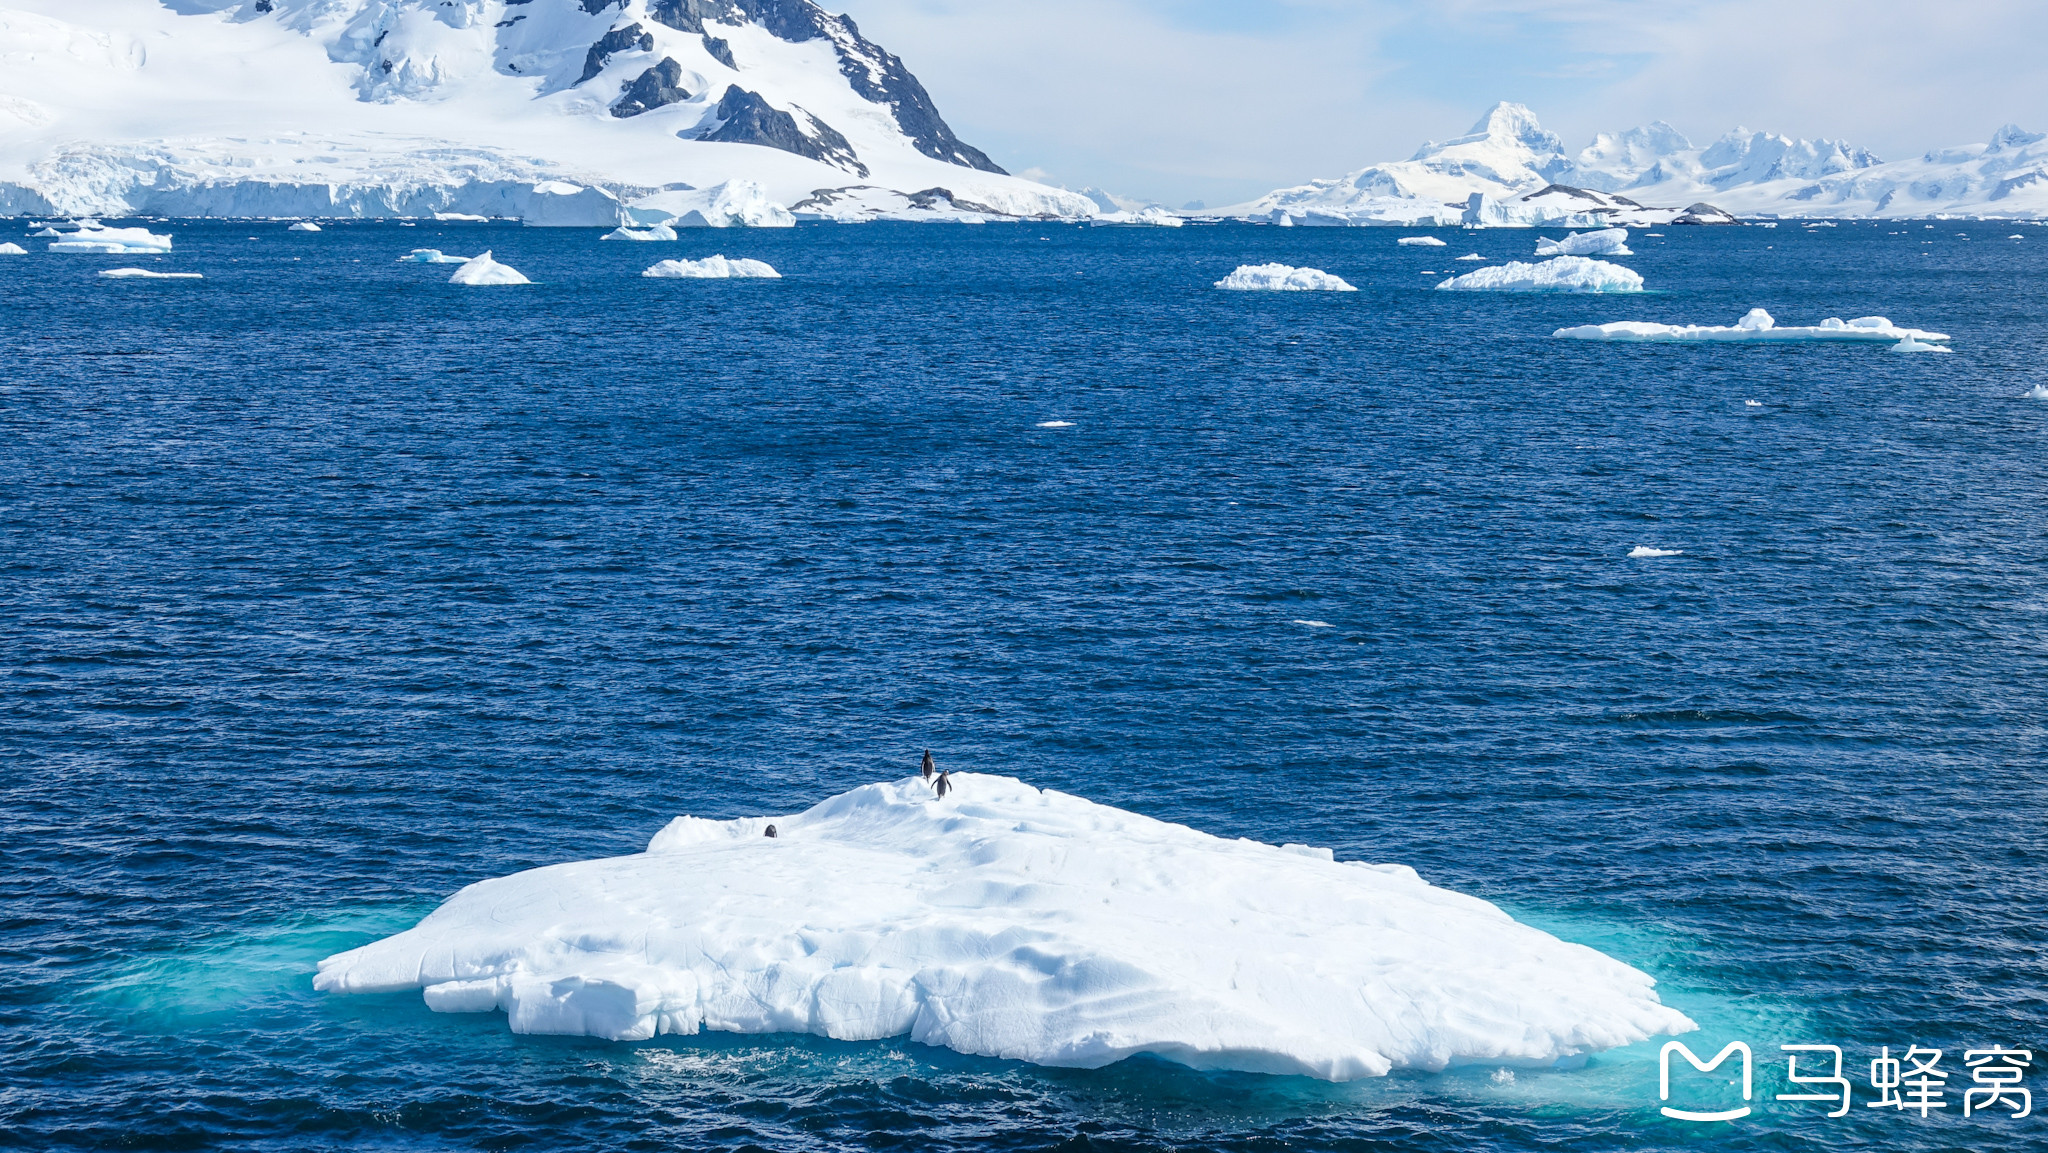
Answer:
[3,219,2046,1151]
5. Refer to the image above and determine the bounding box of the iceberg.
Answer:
[448,251,530,286]
[287,222,322,232]
[1534,228,1632,256]
[1891,336,1951,354]
[1436,256,1643,293]
[1398,236,1448,247]
[314,774,1694,1079]
[0,242,23,255]
[1554,308,1950,344]
[642,256,781,279]
[47,223,174,254]
[397,249,469,264]
[1455,253,1486,261]
[1629,546,1682,558]
[602,225,680,243]
[2026,384,2048,400]
[627,181,797,229]
[99,268,202,279]
[1215,264,1358,292]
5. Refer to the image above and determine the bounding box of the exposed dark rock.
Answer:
[580,0,621,13]
[1671,202,1739,225]
[580,23,654,85]
[611,58,694,118]
[699,85,867,177]
[905,187,1001,215]
[254,0,274,11]
[702,34,737,69]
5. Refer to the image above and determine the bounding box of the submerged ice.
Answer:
[1554,308,1950,344]
[315,774,1694,1081]
[1215,264,1358,292]
[1436,256,1643,293]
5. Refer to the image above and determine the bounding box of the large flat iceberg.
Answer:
[1554,308,1950,344]
[47,223,174,254]
[1436,256,1643,293]
[642,256,781,279]
[315,774,1694,1080]
[1535,228,1632,256]
[1215,264,1358,292]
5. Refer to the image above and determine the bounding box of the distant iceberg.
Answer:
[0,242,23,255]
[1215,263,1358,292]
[1890,335,1951,353]
[315,774,1694,1080]
[397,249,469,263]
[1629,546,1682,558]
[1437,256,1642,293]
[1454,253,1485,261]
[642,256,781,279]
[99,267,202,279]
[1091,206,1185,227]
[602,224,679,242]
[1535,228,1631,256]
[1554,308,1949,343]
[449,251,530,285]
[2027,384,2048,399]
[47,222,173,254]
[434,212,489,223]
[287,221,322,232]
[1398,236,1447,247]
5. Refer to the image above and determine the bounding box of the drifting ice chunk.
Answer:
[1554,308,1950,344]
[434,212,489,222]
[0,242,24,255]
[1629,546,1682,558]
[449,251,530,285]
[314,774,1694,1080]
[1535,228,1632,256]
[1215,263,1358,292]
[48,224,174,254]
[29,227,62,238]
[397,249,469,263]
[287,222,322,232]
[1455,253,1485,261]
[1437,256,1643,293]
[641,255,780,279]
[602,224,679,242]
[2026,384,2048,399]
[1398,236,1447,247]
[99,268,202,279]
[1891,336,1950,353]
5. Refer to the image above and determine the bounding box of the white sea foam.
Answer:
[1629,546,1682,558]
[99,267,201,279]
[1398,236,1447,247]
[1436,256,1643,293]
[1293,619,1334,628]
[1555,308,1949,344]
[602,225,678,242]
[1215,263,1358,292]
[1534,228,1632,256]
[287,221,321,232]
[1036,421,1074,428]
[0,242,24,255]
[641,256,781,279]
[314,774,1693,1080]
[397,249,468,263]
[449,250,529,285]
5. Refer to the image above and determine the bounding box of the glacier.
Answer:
[448,250,529,285]
[642,255,779,278]
[1215,264,1357,292]
[313,774,1695,1080]
[1554,308,1950,345]
[1436,257,1643,294]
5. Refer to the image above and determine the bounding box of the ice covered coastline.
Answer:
[315,774,1694,1080]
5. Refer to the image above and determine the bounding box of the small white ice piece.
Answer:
[1455,253,1485,261]
[449,251,530,285]
[641,256,780,279]
[397,249,469,264]
[1534,228,1632,257]
[1293,619,1334,628]
[1891,335,1951,353]
[1437,256,1642,293]
[1745,400,1763,407]
[1629,546,1682,558]
[0,242,24,255]
[1555,308,1949,344]
[602,225,679,242]
[1398,236,1447,247]
[1215,263,1358,291]
[2026,384,2048,399]
[313,774,1695,1080]
[288,222,322,232]
[1036,420,1074,428]
[99,268,202,279]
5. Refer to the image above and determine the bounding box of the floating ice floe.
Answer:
[1293,619,1334,628]
[1215,263,1358,292]
[641,256,780,279]
[1436,256,1642,293]
[2026,384,2048,399]
[287,221,322,232]
[1553,308,1949,344]
[1535,228,1632,257]
[48,222,174,254]
[397,249,469,264]
[449,251,530,285]
[602,224,679,242]
[1036,420,1074,428]
[1891,335,1951,353]
[314,774,1694,1079]
[434,212,489,222]
[1455,253,1486,261]
[29,227,62,238]
[99,267,202,279]
[0,242,24,255]
[1629,546,1682,558]
[1398,236,1447,247]
[1091,206,1185,227]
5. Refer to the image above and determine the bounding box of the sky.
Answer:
[836,0,2048,207]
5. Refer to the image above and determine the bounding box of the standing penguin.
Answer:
[933,769,952,799]
[921,749,934,781]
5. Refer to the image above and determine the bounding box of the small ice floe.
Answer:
[1398,236,1447,247]
[397,249,469,263]
[1293,619,1334,628]
[2010,235,2027,240]
[1555,308,1949,345]
[48,223,174,254]
[1215,263,1357,291]
[287,222,322,232]
[1436,256,1642,293]
[449,251,530,285]
[1891,335,1951,353]
[99,268,202,279]
[1036,420,1074,428]
[1805,221,1838,228]
[0,242,24,255]
[2026,384,2048,399]
[435,212,489,222]
[29,226,62,238]
[1746,400,1763,407]
[641,255,780,279]
[1629,546,1682,558]
[1756,222,1778,229]
[1644,232,1664,237]
[1535,228,1631,257]
[602,224,679,242]
[1455,253,1486,261]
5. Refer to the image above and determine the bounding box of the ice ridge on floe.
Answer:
[314,773,1695,1081]
[642,256,780,279]
[1436,256,1642,293]
[449,251,530,285]
[1215,263,1358,292]
[1554,308,1949,344]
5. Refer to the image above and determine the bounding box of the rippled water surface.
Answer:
[4,221,2047,1151]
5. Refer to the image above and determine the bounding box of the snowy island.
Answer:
[315,773,1695,1080]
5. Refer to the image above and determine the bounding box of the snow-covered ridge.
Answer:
[0,0,1092,223]
[315,774,1694,1079]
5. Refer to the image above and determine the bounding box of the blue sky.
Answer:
[839,0,2048,206]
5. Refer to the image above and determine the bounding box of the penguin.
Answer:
[764,824,777,838]
[933,770,952,799]
[921,749,934,781]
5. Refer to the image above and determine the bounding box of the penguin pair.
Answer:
[921,749,952,799]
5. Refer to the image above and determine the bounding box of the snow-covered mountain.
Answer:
[0,0,1093,222]
[1227,103,2048,226]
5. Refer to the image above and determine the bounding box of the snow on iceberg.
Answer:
[313,774,1694,1079]
[642,256,781,279]
[99,268,202,279]
[1437,256,1642,293]
[602,224,679,242]
[1554,308,1950,344]
[48,223,174,254]
[1535,228,1632,256]
[0,242,24,255]
[397,249,469,263]
[1398,236,1447,247]
[1215,263,1358,292]
[287,221,322,232]
[448,251,530,285]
